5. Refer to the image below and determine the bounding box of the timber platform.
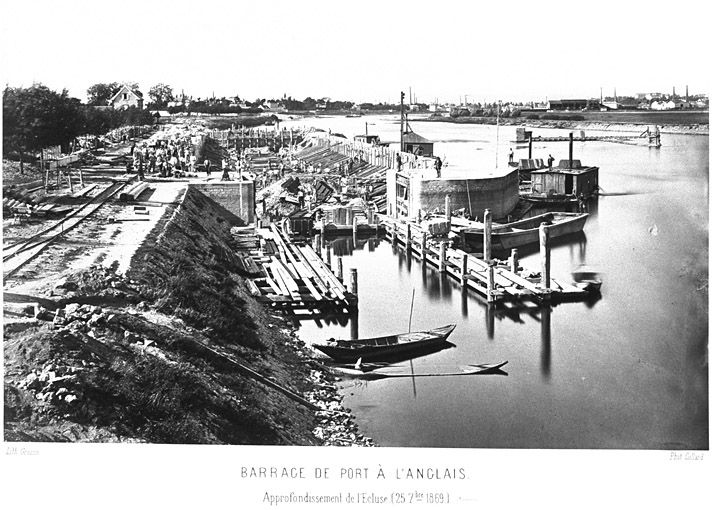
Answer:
[233,224,357,315]
[380,216,589,305]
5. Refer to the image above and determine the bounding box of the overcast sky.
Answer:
[1,0,709,104]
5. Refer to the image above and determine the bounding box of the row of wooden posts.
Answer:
[44,166,86,193]
[312,232,359,297]
[327,135,426,172]
[388,194,562,304]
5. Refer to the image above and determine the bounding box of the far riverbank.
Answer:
[417,111,709,135]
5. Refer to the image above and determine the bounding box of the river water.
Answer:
[280,114,709,449]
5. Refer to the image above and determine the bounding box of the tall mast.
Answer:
[495,101,501,169]
[400,91,405,152]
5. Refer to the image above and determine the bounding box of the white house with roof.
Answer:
[109,85,144,109]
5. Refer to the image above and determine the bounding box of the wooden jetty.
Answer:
[234,224,357,314]
[380,211,588,305]
[513,127,658,147]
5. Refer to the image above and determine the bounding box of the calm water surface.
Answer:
[281,115,708,449]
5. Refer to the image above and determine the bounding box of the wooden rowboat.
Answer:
[459,212,588,252]
[572,264,603,293]
[329,361,508,380]
[313,324,456,363]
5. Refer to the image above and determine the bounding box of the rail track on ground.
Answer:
[3,180,130,280]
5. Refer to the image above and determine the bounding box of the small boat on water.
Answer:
[519,192,578,205]
[572,264,603,293]
[458,212,588,252]
[313,324,456,363]
[328,361,508,380]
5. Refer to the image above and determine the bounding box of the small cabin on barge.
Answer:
[530,160,599,197]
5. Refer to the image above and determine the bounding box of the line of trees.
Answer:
[3,84,154,173]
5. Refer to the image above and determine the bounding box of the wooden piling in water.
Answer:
[445,195,451,226]
[326,245,332,268]
[510,248,519,274]
[460,255,468,286]
[380,216,587,305]
[539,222,551,291]
[483,209,492,262]
[350,268,358,295]
[353,216,358,235]
[405,223,412,249]
[337,257,343,281]
[487,261,495,302]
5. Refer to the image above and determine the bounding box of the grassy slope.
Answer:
[4,187,321,444]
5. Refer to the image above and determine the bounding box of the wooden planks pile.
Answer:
[239,224,356,313]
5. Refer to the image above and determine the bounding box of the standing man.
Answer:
[221,159,231,181]
[578,192,587,213]
[204,158,212,176]
[548,154,555,170]
[396,153,402,171]
[435,156,443,178]
[509,148,514,164]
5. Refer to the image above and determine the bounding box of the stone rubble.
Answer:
[305,368,374,447]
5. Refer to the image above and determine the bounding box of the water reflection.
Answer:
[568,234,588,264]
[540,306,552,381]
[350,310,359,340]
[330,235,381,256]
[439,273,451,301]
[503,231,588,258]
[485,304,495,340]
[286,118,708,449]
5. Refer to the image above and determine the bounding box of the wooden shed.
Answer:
[402,131,434,157]
[354,134,381,145]
[530,161,599,197]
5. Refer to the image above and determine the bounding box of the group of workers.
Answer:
[128,140,198,179]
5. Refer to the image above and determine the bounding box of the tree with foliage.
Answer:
[86,82,139,105]
[148,83,174,107]
[3,85,84,172]
[86,82,121,106]
[81,106,155,135]
[302,97,317,110]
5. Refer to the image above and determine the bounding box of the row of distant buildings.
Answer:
[104,84,299,112]
[106,82,708,116]
[521,87,708,113]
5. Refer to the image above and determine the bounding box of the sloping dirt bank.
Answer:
[4,186,371,445]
